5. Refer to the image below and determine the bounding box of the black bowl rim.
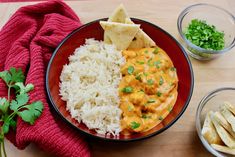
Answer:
[46,18,194,142]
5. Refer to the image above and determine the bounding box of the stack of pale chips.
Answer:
[99,4,156,50]
[202,102,235,155]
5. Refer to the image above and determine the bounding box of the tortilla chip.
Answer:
[220,105,235,132]
[224,101,235,115]
[211,113,235,148]
[211,144,235,155]
[100,21,140,50]
[201,111,222,144]
[214,111,235,138]
[125,18,156,49]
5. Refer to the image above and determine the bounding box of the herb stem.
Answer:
[2,138,6,157]
[0,142,2,157]
[7,87,11,103]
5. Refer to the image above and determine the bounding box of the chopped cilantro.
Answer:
[128,105,133,111]
[147,99,155,103]
[158,116,163,120]
[153,48,158,54]
[170,67,176,71]
[156,91,162,97]
[136,61,144,64]
[147,79,154,85]
[130,121,140,129]
[159,76,164,85]
[154,61,161,68]
[135,74,141,81]
[127,66,134,75]
[184,19,225,50]
[147,58,153,66]
[122,86,133,93]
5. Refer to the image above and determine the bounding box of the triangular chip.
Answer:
[125,18,156,49]
[104,4,129,44]
[100,21,140,50]
[220,105,235,132]
[201,111,222,145]
[211,144,235,155]
[210,112,235,148]
[214,111,235,138]
[224,101,235,115]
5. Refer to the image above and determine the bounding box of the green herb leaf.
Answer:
[159,76,164,85]
[153,48,158,54]
[128,105,133,111]
[156,91,162,97]
[18,101,43,125]
[10,93,29,112]
[143,72,148,77]
[158,116,163,120]
[14,82,34,94]
[142,114,151,119]
[154,61,161,68]
[9,68,25,83]
[122,87,133,93]
[147,99,155,103]
[147,58,153,66]
[130,121,140,129]
[9,118,17,130]
[2,119,10,134]
[144,50,148,54]
[170,67,176,71]
[0,71,11,85]
[136,61,144,65]
[127,66,134,75]
[184,19,225,50]
[147,79,154,85]
[135,74,141,81]
[0,98,9,113]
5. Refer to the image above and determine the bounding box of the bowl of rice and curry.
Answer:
[46,4,194,141]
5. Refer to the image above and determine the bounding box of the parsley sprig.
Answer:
[0,68,43,157]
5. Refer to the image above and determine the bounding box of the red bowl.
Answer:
[46,18,194,141]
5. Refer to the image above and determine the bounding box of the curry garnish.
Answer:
[127,66,134,74]
[153,48,158,54]
[122,86,133,93]
[135,74,141,81]
[136,61,144,65]
[147,79,154,85]
[156,91,162,97]
[147,99,155,103]
[130,121,140,129]
[159,77,164,85]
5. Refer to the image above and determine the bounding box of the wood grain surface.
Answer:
[0,0,235,157]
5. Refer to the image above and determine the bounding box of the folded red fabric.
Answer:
[0,1,90,157]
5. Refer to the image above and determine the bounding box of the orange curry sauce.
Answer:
[119,47,178,134]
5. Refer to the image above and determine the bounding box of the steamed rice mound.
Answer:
[60,38,125,135]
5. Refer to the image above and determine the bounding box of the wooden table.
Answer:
[0,0,235,156]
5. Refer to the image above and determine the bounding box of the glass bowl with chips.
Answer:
[196,87,235,156]
[177,3,235,60]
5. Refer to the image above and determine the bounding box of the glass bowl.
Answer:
[177,3,235,60]
[196,87,235,156]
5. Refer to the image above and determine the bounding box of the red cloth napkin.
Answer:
[0,1,90,157]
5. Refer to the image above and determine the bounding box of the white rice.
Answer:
[59,38,125,135]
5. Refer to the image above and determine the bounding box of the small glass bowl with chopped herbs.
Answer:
[177,3,235,60]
